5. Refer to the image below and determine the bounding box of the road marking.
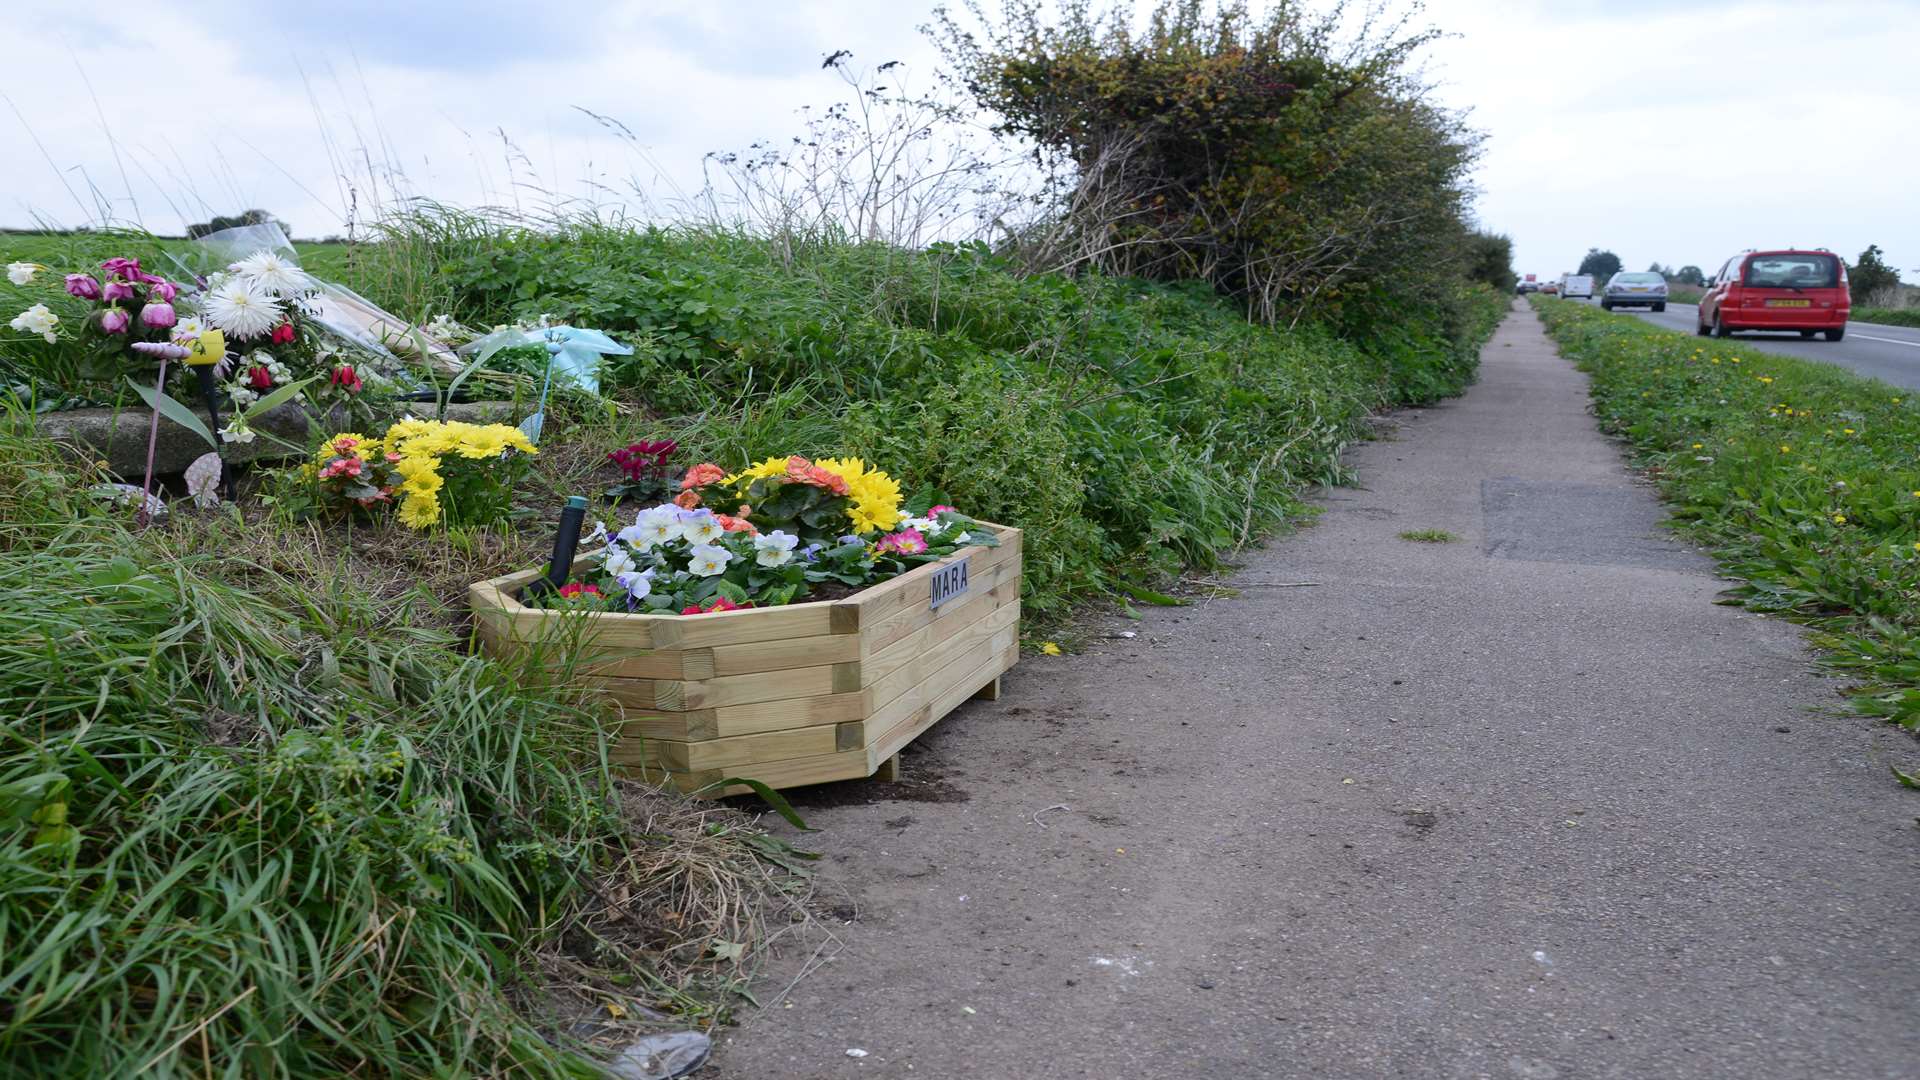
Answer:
[1850,333,1920,349]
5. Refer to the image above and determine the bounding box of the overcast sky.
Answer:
[4,0,1916,282]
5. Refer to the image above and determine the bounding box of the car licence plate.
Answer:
[1767,299,1811,308]
[1628,287,1648,292]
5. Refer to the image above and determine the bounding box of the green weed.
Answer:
[1398,528,1459,543]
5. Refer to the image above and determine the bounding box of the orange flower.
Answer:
[714,512,759,535]
[673,489,702,509]
[805,465,850,495]
[783,454,814,480]
[680,462,726,490]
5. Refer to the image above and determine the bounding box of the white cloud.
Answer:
[3,0,1914,282]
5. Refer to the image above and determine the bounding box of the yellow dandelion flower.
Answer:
[1040,642,1062,656]
[1843,428,1855,435]
[1758,376,1773,384]
[1832,514,1847,524]
[1691,442,1704,449]
[1780,445,1791,453]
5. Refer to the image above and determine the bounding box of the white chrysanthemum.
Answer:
[228,250,311,297]
[202,279,283,339]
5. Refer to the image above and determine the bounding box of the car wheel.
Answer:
[1653,303,1666,312]
[1601,301,1613,311]
[1713,314,1732,339]
[1825,327,1845,342]
[1696,319,1710,337]
[1799,330,1815,339]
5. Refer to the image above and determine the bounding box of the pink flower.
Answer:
[559,582,602,599]
[150,280,178,302]
[101,280,135,302]
[248,366,274,391]
[929,505,957,516]
[877,528,927,555]
[97,307,131,335]
[99,257,141,279]
[271,322,296,345]
[139,301,177,329]
[65,274,101,300]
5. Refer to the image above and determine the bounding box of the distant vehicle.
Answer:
[1560,274,1594,299]
[1696,249,1849,341]
[1600,271,1667,312]
[1541,281,1560,295]
[1516,281,1540,294]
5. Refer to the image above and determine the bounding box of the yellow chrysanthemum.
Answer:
[397,491,441,529]
[393,455,444,496]
[816,456,902,534]
[730,456,796,487]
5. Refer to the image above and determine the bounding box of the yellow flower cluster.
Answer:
[384,418,537,460]
[723,454,904,534]
[813,456,903,533]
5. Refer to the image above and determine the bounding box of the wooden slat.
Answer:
[613,709,716,742]
[855,589,1015,689]
[863,621,1018,747]
[709,634,861,676]
[647,602,842,649]
[870,642,1017,764]
[865,602,1020,712]
[858,562,1018,659]
[586,662,843,712]
[619,723,844,771]
[656,748,872,797]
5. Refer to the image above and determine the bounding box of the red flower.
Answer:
[247,365,274,391]
[558,582,602,599]
[330,364,362,394]
[680,596,753,615]
[271,322,296,345]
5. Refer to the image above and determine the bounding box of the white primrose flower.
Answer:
[687,543,732,577]
[603,545,637,577]
[583,520,610,547]
[7,262,40,286]
[902,515,938,533]
[679,508,724,545]
[753,529,800,567]
[621,504,684,549]
[229,250,312,297]
[616,567,655,601]
[202,277,283,339]
[9,303,59,343]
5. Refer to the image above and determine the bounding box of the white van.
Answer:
[1560,274,1594,299]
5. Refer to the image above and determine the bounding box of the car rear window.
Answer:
[1612,273,1662,284]
[1742,254,1838,289]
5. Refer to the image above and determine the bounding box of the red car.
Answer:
[1697,249,1850,341]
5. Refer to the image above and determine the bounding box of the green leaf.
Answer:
[238,375,320,422]
[1894,765,1920,790]
[702,777,815,830]
[1116,580,1186,606]
[125,377,217,449]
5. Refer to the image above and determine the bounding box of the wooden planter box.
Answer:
[470,525,1021,795]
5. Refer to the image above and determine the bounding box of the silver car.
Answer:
[1600,272,1668,311]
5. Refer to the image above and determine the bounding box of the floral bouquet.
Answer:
[535,455,998,614]
[8,257,190,381]
[304,418,537,530]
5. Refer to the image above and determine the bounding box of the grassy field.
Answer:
[1532,295,1920,750]
[1855,307,1920,328]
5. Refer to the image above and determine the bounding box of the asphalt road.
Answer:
[711,303,1920,1079]
[1589,298,1920,389]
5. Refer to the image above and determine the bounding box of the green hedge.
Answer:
[1532,296,1920,735]
[1853,307,1920,328]
[392,224,1506,621]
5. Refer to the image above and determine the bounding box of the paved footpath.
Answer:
[711,303,1920,1079]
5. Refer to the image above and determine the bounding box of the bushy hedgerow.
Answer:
[391,222,1503,620]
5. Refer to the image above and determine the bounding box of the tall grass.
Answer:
[0,428,800,1077]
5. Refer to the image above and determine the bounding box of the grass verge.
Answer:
[1853,307,1920,329]
[1531,296,1920,746]
[0,427,814,1077]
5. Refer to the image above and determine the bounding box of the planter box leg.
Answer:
[972,676,1002,702]
[875,753,902,781]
